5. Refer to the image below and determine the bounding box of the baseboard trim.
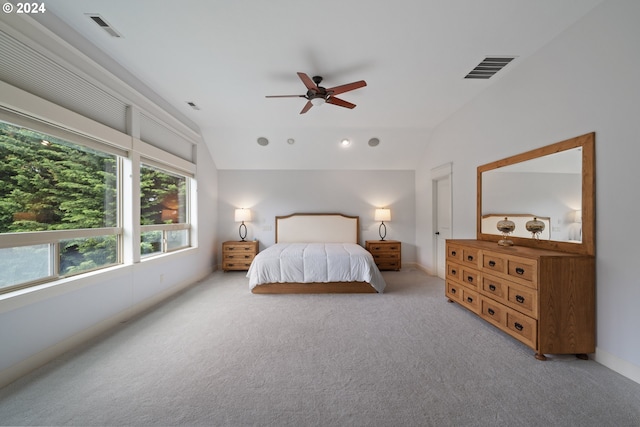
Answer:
[0,269,212,389]
[595,347,640,385]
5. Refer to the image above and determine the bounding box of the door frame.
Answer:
[431,162,453,278]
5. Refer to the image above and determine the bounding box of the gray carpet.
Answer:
[0,268,639,426]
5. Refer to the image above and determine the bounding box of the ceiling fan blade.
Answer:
[327,80,367,96]
[326,96,356,109]
[297,72,317,90]
[300,100,313,114]
[265,94,306,98]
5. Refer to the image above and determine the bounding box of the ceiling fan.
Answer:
[266,72,367,114]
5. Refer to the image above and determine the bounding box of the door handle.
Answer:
[435,232,440,235]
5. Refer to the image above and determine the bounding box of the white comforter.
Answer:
[246,243,386,293]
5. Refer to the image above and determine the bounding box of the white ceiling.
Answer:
[39,0,603,170]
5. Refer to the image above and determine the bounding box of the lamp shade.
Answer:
[375,208,391,222]
[574,209,582,223]
[235,208,251,222]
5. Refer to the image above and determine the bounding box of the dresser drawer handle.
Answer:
[450,288,457,294]
[489,284,496,292]
[467,276,474,283]
[514,322,524,331]
[451,269,457,275]
[451,250,457,256]
[488,260,496,267]
[515,295,525,304]
[466,296,473,303]
[515,267,525,275]
[467,255,474,261]
[488,308,495,316]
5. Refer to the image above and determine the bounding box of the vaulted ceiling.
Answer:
[37,0,603,170]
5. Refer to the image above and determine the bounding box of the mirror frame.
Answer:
[477,132,595,256]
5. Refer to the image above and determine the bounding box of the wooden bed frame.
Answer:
[251,213,377,294]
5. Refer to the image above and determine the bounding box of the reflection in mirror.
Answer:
[477,132,595,256]
[481,147,583,243]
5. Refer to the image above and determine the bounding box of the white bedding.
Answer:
[246,243,386,293]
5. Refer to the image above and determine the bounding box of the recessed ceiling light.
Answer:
[287,138,295,145]
[257,137,269,146]
[368,138,380,147]
[340,139,351,147]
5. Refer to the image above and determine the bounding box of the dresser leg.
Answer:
[534,353,547,361]
[447,298,454,303]
[576,353,589,360]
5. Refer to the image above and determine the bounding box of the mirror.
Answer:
[477,133,595,256]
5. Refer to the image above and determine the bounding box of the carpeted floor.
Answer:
[0,268,639,426]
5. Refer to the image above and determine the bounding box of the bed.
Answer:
[247,213,386,294]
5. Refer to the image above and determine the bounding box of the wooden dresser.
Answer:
[222,241,259,271]
[445,239,594,360]
[365,240,401,271]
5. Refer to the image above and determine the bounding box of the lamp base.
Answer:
[378,222,387,241]
[239,222,247,241]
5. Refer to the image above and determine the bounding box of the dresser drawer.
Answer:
[507,258,537,286]
[367,242,400,253]
[222,260,254,270]
[481,275,507,300]
[447,244,463,262]
[446,280,462,302]
[459,287,480,313]
[482,252,506,274]
[461,268,479,288]
[447,262,461,281]
[506,282,537,318]
[462,247,480,267]
[506,310,537,349]
[480,296,506,327]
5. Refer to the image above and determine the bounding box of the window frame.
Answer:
[0,95,197,294]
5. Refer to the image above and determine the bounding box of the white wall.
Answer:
[416,0,640,382]
[217,170,416,265]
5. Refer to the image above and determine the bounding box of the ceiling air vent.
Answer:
[86,14,122,38]
[464,57,515,79]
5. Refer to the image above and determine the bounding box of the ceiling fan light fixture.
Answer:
[310,97,325,106]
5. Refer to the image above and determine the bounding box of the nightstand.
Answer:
[365,240,401,271]
[222,241,259,271]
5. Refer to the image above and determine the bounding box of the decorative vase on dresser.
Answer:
[222,240,259,271]
[365,240,401,271]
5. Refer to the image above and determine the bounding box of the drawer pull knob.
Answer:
[466,296,473,303]
[451,251,457,256]
[488,260,496,267]
[467,255,474,261]
[515,295,525,304]
[514,322,524,331]
[489,284,496,292]
[488,308,495,316]
[451,269,457,275]
[450,288,456,294]
[467,276,474,283]
[515,267,525,275]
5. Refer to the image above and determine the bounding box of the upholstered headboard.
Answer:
[481,214,551,240]
[275,213,359,243]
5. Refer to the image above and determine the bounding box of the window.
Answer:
[0,119,121,292]
[140,163,190,257]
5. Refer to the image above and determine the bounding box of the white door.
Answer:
[432,163,452,279]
